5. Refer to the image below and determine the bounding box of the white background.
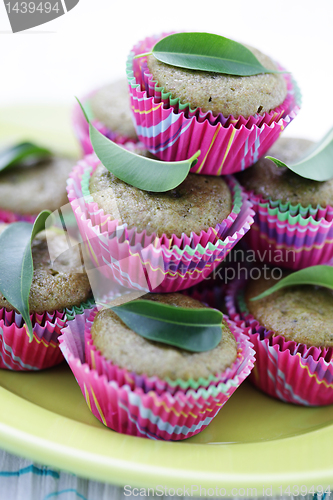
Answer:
[0,0,332,140]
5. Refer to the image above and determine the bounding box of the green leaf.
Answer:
[266,126,333,181]
[111,299,223,352]
[136,32,278,76]
[76,98,200,192]
[0,142,51,173]
[250,265,333,301]
[0,210,51,342]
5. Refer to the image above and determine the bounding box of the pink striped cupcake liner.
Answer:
[84,307,254,394]
[59,312,255,440]
[72,91,139,156]
[225,275,333,406]
[0,307,65,371]
[0,208,35,224]
[126,34,301,175]
[244,191,333,269]
[66,154,255,293]
[0,300,94,371]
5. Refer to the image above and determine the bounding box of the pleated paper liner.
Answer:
[84,307,254,395]
[182,254,246,313]
[79,154,244,247]
[72,91,139,156]
[126,34,301,175]
[243,190,333,269]
[225,275,333,406]
[66,154,254,293]
[0,298,94,371]
[64,297,95,321]
[59,312,255,440]
[0,208,35,224]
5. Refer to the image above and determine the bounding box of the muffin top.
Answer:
[236,137,333,207]
[91,293,237,380]
[146,46,287,118]
[89,163,232,237]
[0,156,74,215]
[90,79,137,140]
[245,274,333,347]
[0,228,91,313]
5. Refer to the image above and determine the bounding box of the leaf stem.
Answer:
[133,51,153,59]
[76,97,90,124]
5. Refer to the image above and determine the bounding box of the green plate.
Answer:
[0,106,333,495]
[0,365,333,495]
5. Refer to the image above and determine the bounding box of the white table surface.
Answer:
[0,450,322,500]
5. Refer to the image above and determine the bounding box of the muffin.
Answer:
[0,155,75,223]
[68,153,255,293]
[0,224,93,370]
[236,137,333,269]
[127,33,300,175]
[73,79,139,155]
[90,80,138,141]
[236,138,333,206]
[87,293,237,385]
[226,270,333,406]
[146,46,287,118]
[245,274,333,347]
[89,164,232,238]
[59,293,255,440]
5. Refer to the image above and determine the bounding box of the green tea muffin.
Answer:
[0,228,91,313]
[236,137,333,207]
[90,79,137,141]
[146,46,287,118]
[89,164,232,237]
[91,293,237,380]
[244,274,333,347]
[0,156,74,215]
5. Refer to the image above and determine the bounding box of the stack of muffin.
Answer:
[60,31,316,440]
[0,144,94,371]
[226,134,333,406]
[2,31,331,438]
[10,30,332,439]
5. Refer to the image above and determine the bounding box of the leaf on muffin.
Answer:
[135,32,281,76]
[77,98,200,192]
[0,210,52,342]
[111,299,223,352]
[250,265,333,301]
[266,126,333,181]
[0,142,51,172]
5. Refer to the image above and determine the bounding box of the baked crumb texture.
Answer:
[90,79,138,140]
[91,293,237,380]
[245,274,333,348]
[0,156,74,214]
[90,165,232,238]
[0,230,91,313]
[147,46,287,118]
[236,137,333,207]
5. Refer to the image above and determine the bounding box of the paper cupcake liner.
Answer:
[59,312,255,440]
[0,298,94,371]
[0,208,36,224]
[66,155,254,292]
[244,190,333,269]
[126,34,301,175]
[225,275,333,406]
[72,91,139,156]
[64,297,95,321]
[84,307,254,394]
[181,256,244,310]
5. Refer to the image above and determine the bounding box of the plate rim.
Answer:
[0,382,333,495]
